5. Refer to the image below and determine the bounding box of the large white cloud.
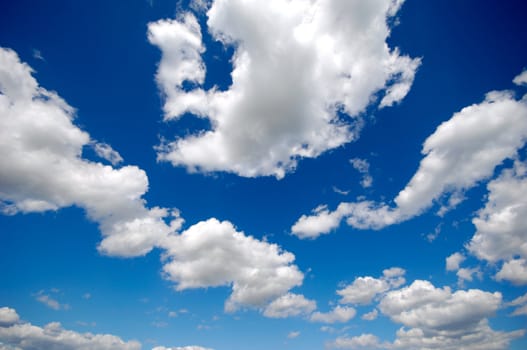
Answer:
[0,47,177,257]
[149,0,420,178]
[293,88,527,238]
[467,160,527,284]
[160,218,304,312]
[378,280,524,350]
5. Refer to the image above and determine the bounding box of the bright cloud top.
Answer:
[160,218,304,312]
[467,159,527,285]
[0,47,306,314]
[0,47,178,257]
[149,0,420,178]
[293,87,527,238]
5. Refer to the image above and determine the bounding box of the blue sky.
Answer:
[1,0,527,349]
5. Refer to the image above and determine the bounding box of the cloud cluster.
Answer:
[309,306,356,324]
[293,87,527,238]
[0,307,141,350]
[379,280,524,350]
[0,47,176,257]
[337,267,405,305]
[0,47,309,316]
[149,0,419,178]
[160,218,304,312]
[328,333,385,349]
[467,160,527,285]
[262,293,316,318]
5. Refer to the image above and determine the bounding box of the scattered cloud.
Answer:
[34,290,70,311]
[445,252,465,271]
[327,333,386,349]
[350,158,373,188]
[149,0,419,178]
[379,280,524,349]
[293,85,527,238]
[0,307,141,350]
[262,293,316,319]
[310,306,356,324]
[160,218,304,313]
[513,69,527,86]
[287,331,300,339]
[152,347,212,350]
[361,309,378,321]
[0,47,178,258]
[338,268,405,305]
[467,159,527,285]
[92,142,124,165]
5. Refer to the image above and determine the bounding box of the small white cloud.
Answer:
[338,268,405,305]
[495,259,527,285]
[445,252,465,271]
[328,333,386,349]
[34,291,70,311]
[0,307,19,327]
[513,69,527,86]
[361,309,378,321]
[350,158,373,188]
[93,142,124,165]
[262,293,316,319]
[287,331,300,339]
[152,347,213,350]
[310,306,356,324]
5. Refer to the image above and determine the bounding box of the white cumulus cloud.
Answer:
[293,85,527,238]
[263,293,316,319]
[328,333,386,349]
[338,268,405,305]
[310,306,356,324]
[378,280,524,349]
[0,47,177,258]
[149,0,419,178]
[160,218,304,313]
[0,307,141,350]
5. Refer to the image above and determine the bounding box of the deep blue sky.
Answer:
[1,1,527,349]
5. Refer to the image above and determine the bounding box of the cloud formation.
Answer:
[0,47,176,257]
[309,306,356,324]
[293,87,527,238]
[379,280,524,350]
[149,0,419,178]
[160,218,304,312]
[262,293,316,318]
[467,160,527,285]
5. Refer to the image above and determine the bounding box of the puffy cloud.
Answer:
[0,308,19,327]
[328,333,386,349]
[361,309,378,321]
[495,259,527,285]
[149,0,419,178]
[467,160,527,284]
[287,331,300,339]
[92,142,123,165]
[262,293,316,318]
[378,280,524,349]
[0,308,141,350]
[293,86,527,237]
[160,218,304,312]
[0,47,176,257]
[350,158,373,188]
[445,252,465,271]
[514,69,527,86]
[310,306,356,324]
[291,203,352,239]
[338,268,405,305]
[152,347,212,350]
